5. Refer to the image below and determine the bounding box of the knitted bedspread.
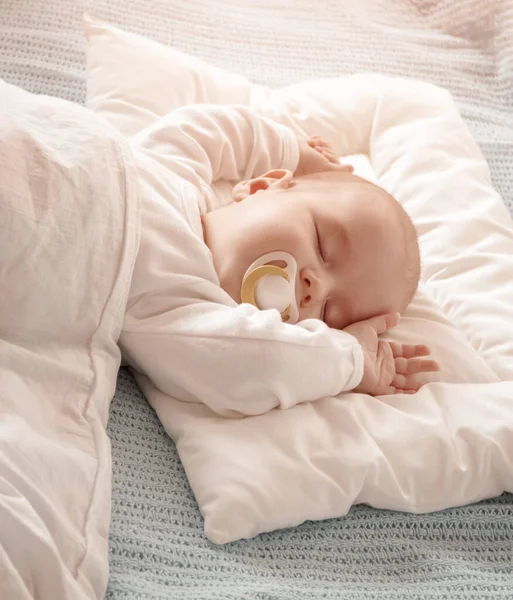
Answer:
[1,1,512,598]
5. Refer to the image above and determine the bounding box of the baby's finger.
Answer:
[322,152,341,165]
[392,374,423,392]
[404,378,423,392]
[411,344,431,357]
[319,146,338,158]
[328,163,355,173]
[389,343,431,359]
[395,358,440,375]
[310,136,331,147]
[307,138,329,150]
[383,386,418,396]
[385,385,417,396]
[368,312,400,335]
[389,342,402,357]
[392,373,406,389]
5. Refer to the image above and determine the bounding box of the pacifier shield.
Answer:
[240,251,299,324]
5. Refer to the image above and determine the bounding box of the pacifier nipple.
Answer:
[240,251,300,323]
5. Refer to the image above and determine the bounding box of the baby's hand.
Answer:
[344,313,440,396]
[295,136,354,177]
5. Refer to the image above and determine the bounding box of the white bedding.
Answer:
[85,18,513,545]
[0,81,139,598]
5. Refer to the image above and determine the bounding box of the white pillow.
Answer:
[83,14,255,137]
[84,17,513,544]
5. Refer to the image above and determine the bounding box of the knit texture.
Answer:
[107,369,513,600]
[1,1,512,598]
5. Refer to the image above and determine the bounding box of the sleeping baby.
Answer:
[120,105,439,417]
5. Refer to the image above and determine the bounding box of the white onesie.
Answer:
[119,106,363,417]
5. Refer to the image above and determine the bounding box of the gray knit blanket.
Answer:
[1,1,512,598]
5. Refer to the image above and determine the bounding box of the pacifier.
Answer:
[240,251,299,323]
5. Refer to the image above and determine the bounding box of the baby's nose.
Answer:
[300,268,328,308]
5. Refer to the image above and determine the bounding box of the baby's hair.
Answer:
[357,179,421,311]
[392,199,421,310]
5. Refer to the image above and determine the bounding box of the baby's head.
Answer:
[202,169,420,329]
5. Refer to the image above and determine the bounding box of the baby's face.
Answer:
[204,172,411,329]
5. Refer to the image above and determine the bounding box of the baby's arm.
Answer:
[120,300,364,418]
[131,104,300,194]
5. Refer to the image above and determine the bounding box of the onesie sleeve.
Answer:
[120,301,364,418]
[131,104,300,191]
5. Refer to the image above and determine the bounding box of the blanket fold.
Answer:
[0,80,139,600]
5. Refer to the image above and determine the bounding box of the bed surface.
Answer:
[108,370,513,600]
[1,1,512,598]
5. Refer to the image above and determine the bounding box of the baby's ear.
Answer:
[232,181,250,202]
[232,169,293,202]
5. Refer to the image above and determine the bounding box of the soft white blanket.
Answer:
[0,81,139,599]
